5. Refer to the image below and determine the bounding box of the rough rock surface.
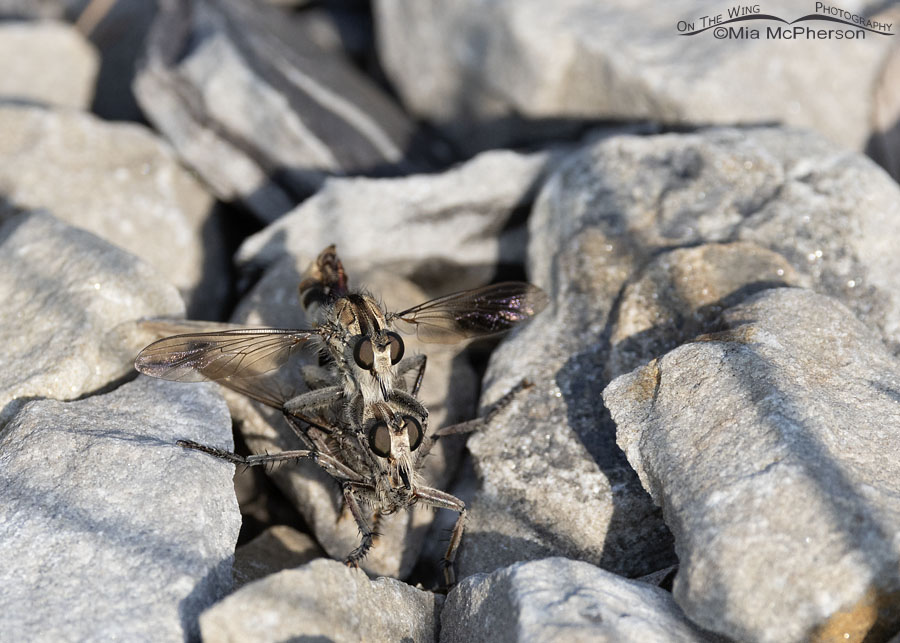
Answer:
[200,559,442,642]
[604,288,900,643]
[456,139,675,581]
[459,124,900,585]
[0,20,98,108]
[0,105,227,318]
[528,127,900,352]
[868,40,900,183]
[441,557,723,643]
[0,211,184,423]
[81,0,160,122]
[6,6,895,637]
[0,0,69,18]
[375,0,899,154]
[135,0,425,221]
[226,252,479,580]
[459,294,675,580]
[233,525,323,589]
[0,376,238,640]
[236,148,559,292]
[606,241,806,380]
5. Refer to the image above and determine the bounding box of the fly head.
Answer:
[330,294,404,402]
[363,402,426,494]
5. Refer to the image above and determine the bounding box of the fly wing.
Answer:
[389,282,548,344]
[218,372,297,411]
[134,328,317,384]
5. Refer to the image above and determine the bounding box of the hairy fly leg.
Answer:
[282,386,344,431]
[341,482,382,568]
[395,353,427,397]
[416,379,532,462]
[414,486,467,587]
[386,388,428,424]
[282,385,343,418]
[176,440,366,483]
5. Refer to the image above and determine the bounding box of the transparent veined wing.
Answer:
[389,282,548,344]
[135,328,318,383]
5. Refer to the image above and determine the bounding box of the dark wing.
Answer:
[134,328,317,383]
[389,282,548,344]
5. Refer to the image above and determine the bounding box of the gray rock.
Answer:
[231,455,309,551]
[265,0,310,6]
[200,558,442,642]
[459,299,675,580]
[375,0,898,155]
[457,168,677,579]
[604,288,900,642]
[0,105,227,318]
[80,0,159,122]
[606,241,806,380]
[441,557,722,643]
[866,40,900,182]
[135,0,425,222]
[233,525,323,589]
[0,0,70,18]
[0,20,98,108]
[236,148,558,292]
[226,252,479,579]
[0,211,184,423]
[301,4,376,61]
[458,124,900,585]
[637,564,679,588]
[0,376,238,641]
[529,127,900,352]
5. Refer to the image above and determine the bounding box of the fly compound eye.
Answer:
[368,422,391,458]
[387,332,404,365]
[353,337,375,370]
[404,416,423,451]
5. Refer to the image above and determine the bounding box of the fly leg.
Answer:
[387,389,428,424]
[176,440,366,483]
[395,354,427,397]
[414,486,466,587]
[277,386,345,446]
[283,385,344,428]
[178,438,384,570]
[341,483,381,568]
[416,379,532,462]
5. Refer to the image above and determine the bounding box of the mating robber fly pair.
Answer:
[135,246,547,585]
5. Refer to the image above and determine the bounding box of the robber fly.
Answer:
[136,246,547,443]
[173,378,526,586]
[135,246,547,582]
